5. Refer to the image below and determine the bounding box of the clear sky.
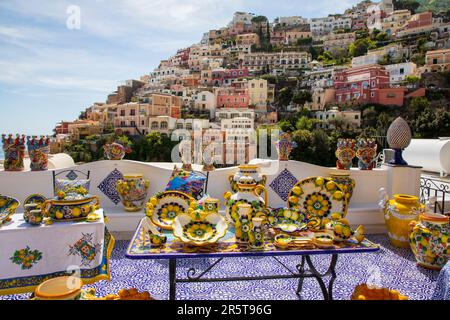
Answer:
[0,0,361,135]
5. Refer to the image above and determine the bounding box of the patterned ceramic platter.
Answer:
[172,212,228,247]
[267,207,307,233]
[24,194,47,208]
[148,191,194,230]
[287,177,348,219]
[0,195,20,224]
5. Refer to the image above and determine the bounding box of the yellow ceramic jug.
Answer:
[383,194,424,248]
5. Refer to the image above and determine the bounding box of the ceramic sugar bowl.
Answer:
[409,212,449,270]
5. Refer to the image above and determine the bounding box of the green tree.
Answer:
[393,0,421,14]
[410,96,430,115]
[349,38,377,57]
[292,91,312,106]
[413,108,450,138]
[295,116,316,131]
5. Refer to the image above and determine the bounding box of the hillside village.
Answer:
[52,0,450,165]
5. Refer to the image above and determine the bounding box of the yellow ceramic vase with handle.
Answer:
[383,194,424,248]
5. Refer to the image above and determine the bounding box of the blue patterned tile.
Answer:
[269,169,298,201]
[1,235,443,301]
[66,170,78,181]
[97,169,123,205]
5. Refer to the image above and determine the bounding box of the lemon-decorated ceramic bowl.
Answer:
[0,195,20,225]
[172,211,228,247]
[42,195,99,221]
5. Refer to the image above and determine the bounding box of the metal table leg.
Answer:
[169,259,177,300]
[296,254,338,300]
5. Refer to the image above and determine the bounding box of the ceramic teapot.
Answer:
[224,175,268,225]
[229,165,267,194]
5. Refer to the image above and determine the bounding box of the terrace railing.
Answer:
[420,177,450,215]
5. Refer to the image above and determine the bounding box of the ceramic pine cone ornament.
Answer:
[386,117,412,166]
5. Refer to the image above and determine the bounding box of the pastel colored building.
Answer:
[315,108,362,129]
[423,49,450,73]
[334,64,405,106]
[216,89,250,109]
[323,32,356,55]
[242,51,311,72]
[384,62,417,84]
[236,33,260,46]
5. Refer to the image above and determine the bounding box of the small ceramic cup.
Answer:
[28,210,43,226]
[203,198,220,214]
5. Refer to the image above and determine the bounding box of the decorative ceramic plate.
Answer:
[0,195,20,225]
[267,207,307,233]
[172,212,228,247]
[24,194,47,208]
[149,191,193,230]
[287,177,348,219]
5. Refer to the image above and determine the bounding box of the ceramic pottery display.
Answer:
[34,276,83,300]
[235,203,253,243]
[103,142,130,160]
[287,177,348,219]
[147,191,194,230]
[172,209,228,247]
[276,132,297,161]
[2,134,26,171]
[179,139,193,172]
[23,194,47,223]
[42,195,100,221]
[352,284,408,300]
[229,165,267,193]
[54,179,90,198]
[27,136,50,171]
[335,139,356,170]
[387,117,412,166]
[329,170,356,205]
[356,138,377,170]
[224,175,268,226]
[381,193,424,248]
[324,213,365,243]
[409,212,449,270]
[116,174,150,212]
[142,217,167,247]
[201,142,216,172]
[249,217,265,249]
[203,198,220,214]
[267,207,307,233]
[28,209,44,226]
[0,195,19,225]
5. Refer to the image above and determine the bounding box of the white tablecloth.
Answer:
[0,209,114,295]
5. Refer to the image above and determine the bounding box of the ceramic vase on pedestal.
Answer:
[381,193,424,248]
[116,174,150,212]
[356,138,377,170]
[229,165,267,193]
[387,117,412,166]
[409,212,449,270]
[179,139,193,172]
[276,132,297,161]
[335,139,356,170]
[2,134,26,171]
[27,136,50,171]
[104,142,130,160]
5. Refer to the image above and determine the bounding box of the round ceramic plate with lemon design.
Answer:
[287,177,348,219]
[148,191,194,230]
[267,207,307,233]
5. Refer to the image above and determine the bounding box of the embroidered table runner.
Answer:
[0,209,114,295]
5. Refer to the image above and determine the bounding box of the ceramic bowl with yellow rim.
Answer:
[34,276,83,300]
[172,211,228,247]
[313,232,335,248]
[0,195,20,225]
[147,191,194,230]
[42,195,100,221]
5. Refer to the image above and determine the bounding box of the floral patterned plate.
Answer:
[172,212,228,247]
[267,207,307,233]
[287,177,348,219]
[148,191,194,230]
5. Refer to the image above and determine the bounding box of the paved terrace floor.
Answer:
[1,235,441,300]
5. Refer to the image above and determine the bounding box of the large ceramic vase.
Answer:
[387,117,412,166]
[2,134,26,171]
[276,132,297,161]
[409,212,449,270]
[356,138,377,170]
[116,174,150,212]
[329,170,356,205]
[224,175,268,225]
[27,136,50,171]
[335,139,356,170]
[383,194,424,248]
[229,165,267,193]
[104,142,128,160]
